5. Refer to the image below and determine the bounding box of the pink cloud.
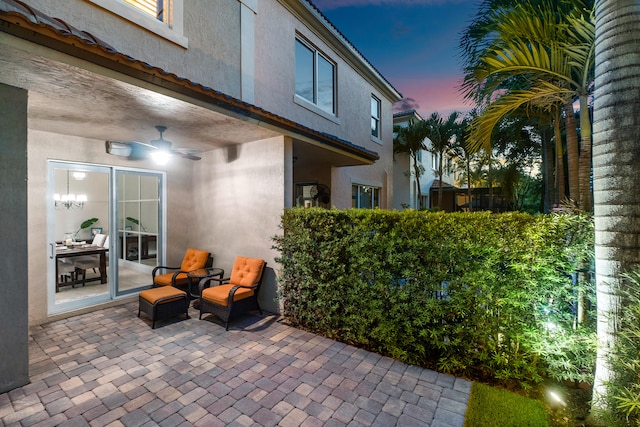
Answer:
[393,76,475,117]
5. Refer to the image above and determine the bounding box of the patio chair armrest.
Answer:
[226,283,260,304]
[152,265,180,279]
[170,269,190,285]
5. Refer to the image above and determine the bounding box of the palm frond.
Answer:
[467,83,574,153]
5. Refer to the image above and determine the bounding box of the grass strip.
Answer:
[464,382,549,427]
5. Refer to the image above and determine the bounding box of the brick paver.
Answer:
[1,302,470,425]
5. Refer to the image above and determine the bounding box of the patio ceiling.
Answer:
[2,42,281,152]
[0,1,379,167]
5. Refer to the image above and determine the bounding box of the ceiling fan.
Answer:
[106,125,202,163]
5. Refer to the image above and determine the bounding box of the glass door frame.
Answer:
[47,161,166,314]
[48,161,112,314]
[113,167,166,297]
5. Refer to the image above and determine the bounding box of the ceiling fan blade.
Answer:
[172,150,201,161]
[107,128,201,162]
[128,140,158,150]
[173,147,202,153]
[106,140,153,160]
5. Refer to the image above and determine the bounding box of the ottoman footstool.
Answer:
[138,286,189,328]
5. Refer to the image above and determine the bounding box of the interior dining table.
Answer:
[55,243,108,292]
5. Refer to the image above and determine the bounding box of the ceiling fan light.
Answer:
[150,150,171,165]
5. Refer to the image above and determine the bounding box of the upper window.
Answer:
[371,95,381,139]
[89,0,187,47]
[295,38,336,115]
[123,0,165,21]
[352,184,380,209]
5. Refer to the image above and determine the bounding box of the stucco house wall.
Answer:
[190,136,288,313]
[256,0,396,208]
[24,0,244,98]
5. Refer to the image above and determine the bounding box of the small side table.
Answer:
[187,268,224,308]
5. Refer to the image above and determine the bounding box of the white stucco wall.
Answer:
[24,0,243,99]
[190,136,286,314]
[392,153,412,210]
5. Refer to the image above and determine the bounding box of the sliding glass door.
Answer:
[115,170,164,296]
[48,162,165,314]
[48,162,111,313]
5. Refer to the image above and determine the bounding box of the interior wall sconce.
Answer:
[54,170,87,210]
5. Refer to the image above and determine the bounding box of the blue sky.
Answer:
[311,0,479,118]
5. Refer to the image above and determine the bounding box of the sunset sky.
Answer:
[311,0,479,118]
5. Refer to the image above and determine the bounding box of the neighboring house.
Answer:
[392,110,458,210]
[0,0,401,392]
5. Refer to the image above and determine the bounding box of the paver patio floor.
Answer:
[0,302,470,426]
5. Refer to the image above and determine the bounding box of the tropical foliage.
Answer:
[460,0,595,211]
[597,271,640,426]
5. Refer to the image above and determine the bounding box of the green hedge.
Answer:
[273,209,595,388]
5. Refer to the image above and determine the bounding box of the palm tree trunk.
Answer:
[488,154,494,211]
[564,102,580,205]
[592,0,640,412]
[542,127,553,213]
[413,155,423,209]
[467,157,473,212]
[438,151,444,208]
[554,107,566,206]
[578,94,593,212]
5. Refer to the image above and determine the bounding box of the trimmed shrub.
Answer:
[273,209,595,387]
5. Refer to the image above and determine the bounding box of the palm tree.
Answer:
[425,112,461,209]
[460,0,595,210]
[393,120,430,209]
[591,0,640,413]
[450,115,475,211]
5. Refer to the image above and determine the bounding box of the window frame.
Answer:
[294,37,337,117]
[371,95,381,142]
[88,0,188,48]
[352,184,381,209]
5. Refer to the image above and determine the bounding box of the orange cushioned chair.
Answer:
[198,256,266,330]
[152,248,211,288]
